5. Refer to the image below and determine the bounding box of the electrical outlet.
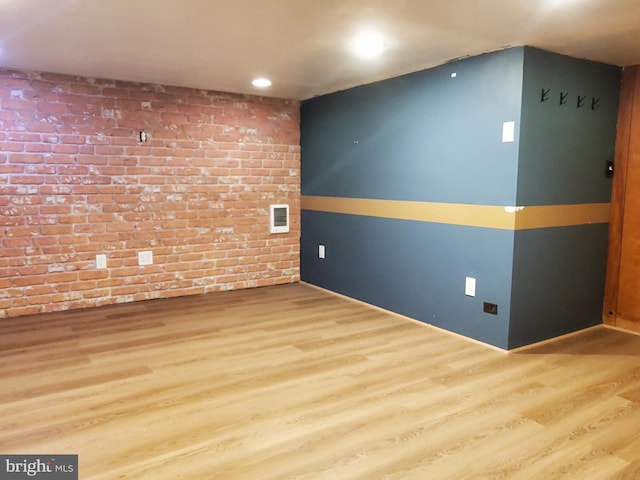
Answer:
[138,250,153,266]
[96,254,107,269]
[318,245,325,259]
[483,302,498,315]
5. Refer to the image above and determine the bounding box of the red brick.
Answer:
[0,68,300,318]
[70,281,97,291]
[25,165,56,175]
[40,246,72,256]
[95,146,125,155]
[12,276,46,287]
[111,286,139,296]
[26,284,58,296]
[74,223,105,234]
[9,153,44,164]
[47,272,78,283]
[39,205,72,215]
[8,306,41,317]
[58,235,88,245]
[78,145,96,154]
[40,225,73,235]
[78,269,109,281]
[5,226,38,237]
[0,142,26,152]
[97,278,122,288]
[37,102,69,114]
[56,165,89,175]
[10,176,44,185]
[24,143,52,154]
[58,215,87,224]
[0,165,25,175]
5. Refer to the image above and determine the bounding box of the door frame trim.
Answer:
[604,66,638,327]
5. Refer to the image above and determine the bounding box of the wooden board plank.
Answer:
[2,283,640,478]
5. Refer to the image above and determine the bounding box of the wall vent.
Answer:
[269,204,290,234]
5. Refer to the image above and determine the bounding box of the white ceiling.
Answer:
[1,0,639,100]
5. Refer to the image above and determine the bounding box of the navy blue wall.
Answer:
[301,48,525,349]
[301,46,621,349]
[517,47,620,205]
[509,225,610,348]
[508,48,620,349]
[302,48,523,205]
[301,211,514,347]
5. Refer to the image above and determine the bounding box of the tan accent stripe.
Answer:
[302,195,515,230]
[514,203,611,229]
[301,195,610,231]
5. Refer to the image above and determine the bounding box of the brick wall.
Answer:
[0,69,300,318]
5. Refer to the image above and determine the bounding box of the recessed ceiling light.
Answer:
[543,0,580,7]
[351,31,385,59]
[252,77,272,88]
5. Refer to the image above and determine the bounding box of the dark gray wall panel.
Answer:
[508,224,609,349]
[517,47,621,205]
[302,211,514,349]
[301,48,523,206]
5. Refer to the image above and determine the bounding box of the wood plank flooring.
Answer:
[2,282,640,479]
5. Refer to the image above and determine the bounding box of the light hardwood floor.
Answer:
[2,283,640,479]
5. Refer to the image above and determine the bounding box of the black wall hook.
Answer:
[560,92,569,105]
[541,88,551,103]
[592,98,600,110]
[577,95,586,108]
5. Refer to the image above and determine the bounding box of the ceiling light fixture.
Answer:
[352,31,386,59]
[252,77,272,88]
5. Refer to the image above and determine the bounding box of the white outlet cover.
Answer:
[96,254,107,269]
[138,251,153,266]
[318,245,325,259]
[465,277,476,297]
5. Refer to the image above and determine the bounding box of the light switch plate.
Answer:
[318,245,325,259]
[465,277,476,297]
[138,251,153,266]
[502,121,515,143]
